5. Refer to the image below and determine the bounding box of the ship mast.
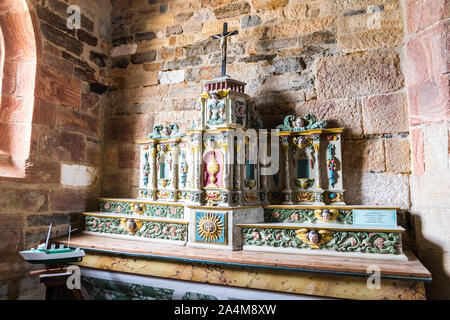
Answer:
[45,223,52,249]
[68,225,71,248]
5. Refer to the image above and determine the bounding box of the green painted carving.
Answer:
[336,210,353,224]
[135,221,187,241]
[264,208,353,224]
[243,228,307,248]
[323,231,400,254]
[264,209,317,223]
[99,200,184,219]
[182,292,218,300]
[242,227,401,254]
[277,114,327,132]
[81,277,175,300]
[145,204,184,219]
[100,201,132,215]
[85,216,187,241]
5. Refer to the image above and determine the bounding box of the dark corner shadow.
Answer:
[410,214,450,299]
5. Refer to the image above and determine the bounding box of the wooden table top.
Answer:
[56,234,432,281]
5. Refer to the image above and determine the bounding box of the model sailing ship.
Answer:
[20,224,85,265]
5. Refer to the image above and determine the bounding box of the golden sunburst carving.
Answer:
[196,213,225,243]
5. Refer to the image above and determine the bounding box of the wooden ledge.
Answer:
[56,234,431,282]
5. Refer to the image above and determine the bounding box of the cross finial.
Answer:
[211,22,239,77]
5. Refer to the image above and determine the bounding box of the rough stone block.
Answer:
[61,164,99,187]
[294,99,364,138]
[39,129,86,163]
[385,137,411,173]
[166,24,183,36]
[316,50,404,99]
[50,188,94,212]
[77,29,98,47]
[89,51,108,68]
[423,122,449,174]
[55,107,99,138]
[343,138,386,173]
[406,0,449,34]
[410,172,450,209]
[40,22,83,56]
[104,114,154,143]
[81,92,100,117]
[337,8,404,52]
[344,171,410,208]
[265,16,335,38]
[0,188,48,213]
[405,20,449,84]
[408,74,449,126]
[213,1,250,19]
[410,128,425,174]
[284,2,307,20]
[0,214,24,253]
[241,15,262,28]
[35,66,81,110]
[412,208,450,253]
[159,70,185,84]
[251,0,288,10]
[362,93,409,134]
[135,31,157,42]
[202,19,240,37]
[131,51,157,64]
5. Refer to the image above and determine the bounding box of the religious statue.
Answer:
[211,22,238,77]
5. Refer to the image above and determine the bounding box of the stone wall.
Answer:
[0,0,111,299]
[404,0,449,299]
[104,0,411,210]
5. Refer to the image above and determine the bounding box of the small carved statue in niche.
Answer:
[207,100,226,125]
[179,152,188,189]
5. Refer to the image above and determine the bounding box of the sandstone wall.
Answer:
[0,0,111,299]
[404,0,449,299]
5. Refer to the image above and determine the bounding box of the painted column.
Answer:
[195,133,203,191]
[312,134,322,190]
[149,142,157,200]
[281,136,291,191]
[169,142,178,201]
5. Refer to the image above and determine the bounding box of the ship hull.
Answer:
[20,251,85,265]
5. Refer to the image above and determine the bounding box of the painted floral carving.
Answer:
[100,200,184,219]
[264,208,353,224]
[86,216,187,241]
[242,227,401,254]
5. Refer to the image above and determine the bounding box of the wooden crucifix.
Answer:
[211,22,238,77]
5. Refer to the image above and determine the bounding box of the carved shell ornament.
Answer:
[295,228,334,249]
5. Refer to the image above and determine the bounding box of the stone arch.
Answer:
[0,0,38,177]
